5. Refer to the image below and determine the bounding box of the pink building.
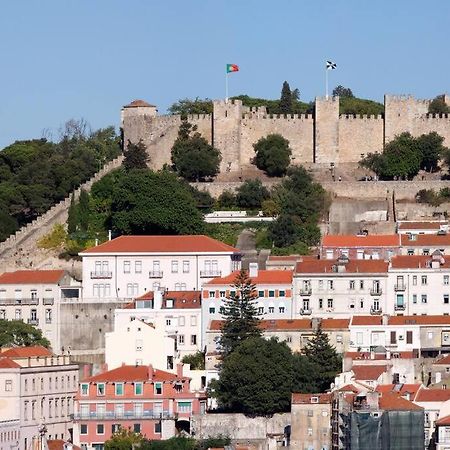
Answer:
[73,363,206,448]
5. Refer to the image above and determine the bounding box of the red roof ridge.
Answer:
[0,357,21,368]
[205,269,293,286]
[124,99,156,108]
[0,269,66,285]
[1,346,53,358]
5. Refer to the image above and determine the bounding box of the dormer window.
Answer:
[311,396,319,404]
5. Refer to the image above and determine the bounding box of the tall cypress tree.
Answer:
[78,189,90,232]
[279,81,292,114]
[218,269,262,356]
[67,193,78,234]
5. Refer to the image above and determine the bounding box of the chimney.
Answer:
[82,364,91,379]
[382,314,388,326]
[153,290,163,310]
[249,262,258,278]
[147,364,153,380]
[176,363,184,378]
[108,230,112,241]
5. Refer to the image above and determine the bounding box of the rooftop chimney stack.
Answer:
[249,262,258,278]
[147,364,154,380]
[176,363,184,378]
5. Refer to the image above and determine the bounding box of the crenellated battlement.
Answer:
[339,114,384,120]
[242,113,313,120]
[423,113,450,119]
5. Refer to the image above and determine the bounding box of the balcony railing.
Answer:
[27,318,39,325]
[90,271,112,279]
[370,288,383,296]
[43,298,54,305]
[394,304,406,311]
[200,270,222,278]
[148,271,163,278]
[299,287,312,296]
[73,410,173,420]
[0,298,39,305]
[370,307,382,315]
[300,308,312,315]
[394,284,406,292]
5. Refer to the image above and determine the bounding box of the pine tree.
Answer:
[218,269,262,356]
[123,139,149,171]
[279,81,292,114]
[67,193,78,234]
[303,324,342,392]
[78,189,90,232]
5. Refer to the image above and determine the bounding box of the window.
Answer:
[412,275,417,285]
[268,290,275,298]
[349,280,355,290]
[191,315,197,326]
[279,290,286,297]
[97,383,105,396]
[219,290,226,298]
[178,401,192,413]
[318,280,324,290]
[445,275,450,285]
[328,280,334,290]
[325,250,333,260]
[115,383,124,396]
[230,290,236,297]
[124,261,131,273]
[154,382,162,395]
[15,309,21,320]
[80,424,88,435]
[445,295,450,304]
[5,380,12,392]
[97,424,104,435]
[178,335,185,345]
[421,275,427,285]
[134,382,143,395]
[178,316,185,326]
[268,306,274,313]
[390,331,397,344]
[327,299,333,308]
[166,319,172,326]
[279,306,285,313]
[407,249,414,256]
[81,383,89,396]
[191,335,197,345]
[126,283,139,297]
[209,291,216,298]
[258,290,264,297]
[0,310,5,319]
[318,298,323,309]
[133,423,141,433]
[112,424,120,434]
[422,294,428,304]
[183,261,190,273]
[135,261,142,274]
[356,332,363,345]
[135,339,143,351]
[406,331,413,344]
[359,300,364,309]
[337,334,343,343]
[209,307,215,314]
[412,294,417,304]
[359,280,364,290]
[258,306,264,314]
[423,249,430,256]
[171,261,178,273]
[155,422,162,433]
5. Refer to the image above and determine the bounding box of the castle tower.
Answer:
[213,99,243,173]
[315,96,340,164]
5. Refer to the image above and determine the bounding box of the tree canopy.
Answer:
[253,134,292,177]
[104,428,145,450]
[123,140,149,171]
[279,81,293,114]
[0,320,50,348]
[235,179,270,209]
[429,95,450,115]
[332,85,354,98]
[168,98,213,115]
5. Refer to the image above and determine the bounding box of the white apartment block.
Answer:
[0,270,81,352]
[79,235,241,300]
[294,256,389,318]
[0,346,78,449]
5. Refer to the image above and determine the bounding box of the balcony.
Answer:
[27,318,39,325]
[73,410,173,420]
[300,308,312,315]
[148,271,163,278]
[394,304,406,311]
[370,288,383,296]
[200,270,222,278]
[370,307,382,315]
[43,298,54,305]
[299,287,312,296]
[90,271,112,279]
[394,284,406,292]
[0,298,39,305]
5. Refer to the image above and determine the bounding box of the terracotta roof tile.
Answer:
[345,351,416,360]
[292,393,332,404]
[375,384,422,400]
[47,440,81,450]
[0,270,65,284]
[436,414,450,426]
[208,319,312,332]
[136,291,201,309]
[351,316,383,326]
[398,222,444,230]
[321,318,350,329]
[338,384,361,393]
[322,234,400,248]
[391,255,450,269]
[388,315,450,326]
[352,365,387,381]
[81,235,238,254]
[124,99,156,108]
[1,346,52,358]
[83,365,186,383]
[414,389,450,402]
[0,358,20,368]
[435,355,450,365]
[379,392,423,411]
[400,233,450,247]
[295,259,388,274]
[205,270,293,285]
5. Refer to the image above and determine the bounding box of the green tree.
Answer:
[217,190,236,208]
[213,337,293,416]
[67,193,78,234]
[110,170,204,235]
[268,214,300,247]
[253,134,292,177]
[78,189,90,232]
[332,85,354,98]
[171,120,221,181]
[292,353,322,393]
[168,98,213,115]
[429,95,450,115]
[279,81,292,114]
[123,140,149,171]
[218,269,261,356]
[235,179,270,209]
[417,131,448,172]
[302,325,341,392]
[181,351,205,370]
[339,97,384,115]
[105,427,145,449]
[0,320,50,348]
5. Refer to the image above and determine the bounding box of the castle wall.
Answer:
[315,97,340,164]
[411,115,450,146]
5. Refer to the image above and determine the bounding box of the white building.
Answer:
[0,346,78,449]
[293,256,389,318]
[397,221,449,235]
[79,235,241,299]
[0,270,81,352]
[400,233,450,255]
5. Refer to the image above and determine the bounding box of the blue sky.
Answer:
[0,0,448,149]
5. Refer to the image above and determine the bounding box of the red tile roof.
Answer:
[398,222,444,230]
[124,99,156,108]
[376,384,422,400]
[205,270,293,286]
[292,393,332,404]
[388,315,450,326]
[0,270,65,284]
[338,384,361,393]
[84,365,187,383]
[351,316,383,326]
[352,365,387,381]
[400,233,450,247]
[1,346,53,358]
[436,414,450,426]
[295,259,388,274]
[136,291,201,309]
[345,351,416,360]
[47,441,81,450]
[414,389,450,402]
[208,319,312,332]
[390,255,450,269]
[0,358,20,368]
[322,234,400,248]
[321,318,350,330]
[81,235,238,254]
[435,355,450,365]
[379,392,423,411]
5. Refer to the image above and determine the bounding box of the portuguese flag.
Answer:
[226,64,239,73]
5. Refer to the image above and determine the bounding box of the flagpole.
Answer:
[325,67,329,100]
[225,71,229,103]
